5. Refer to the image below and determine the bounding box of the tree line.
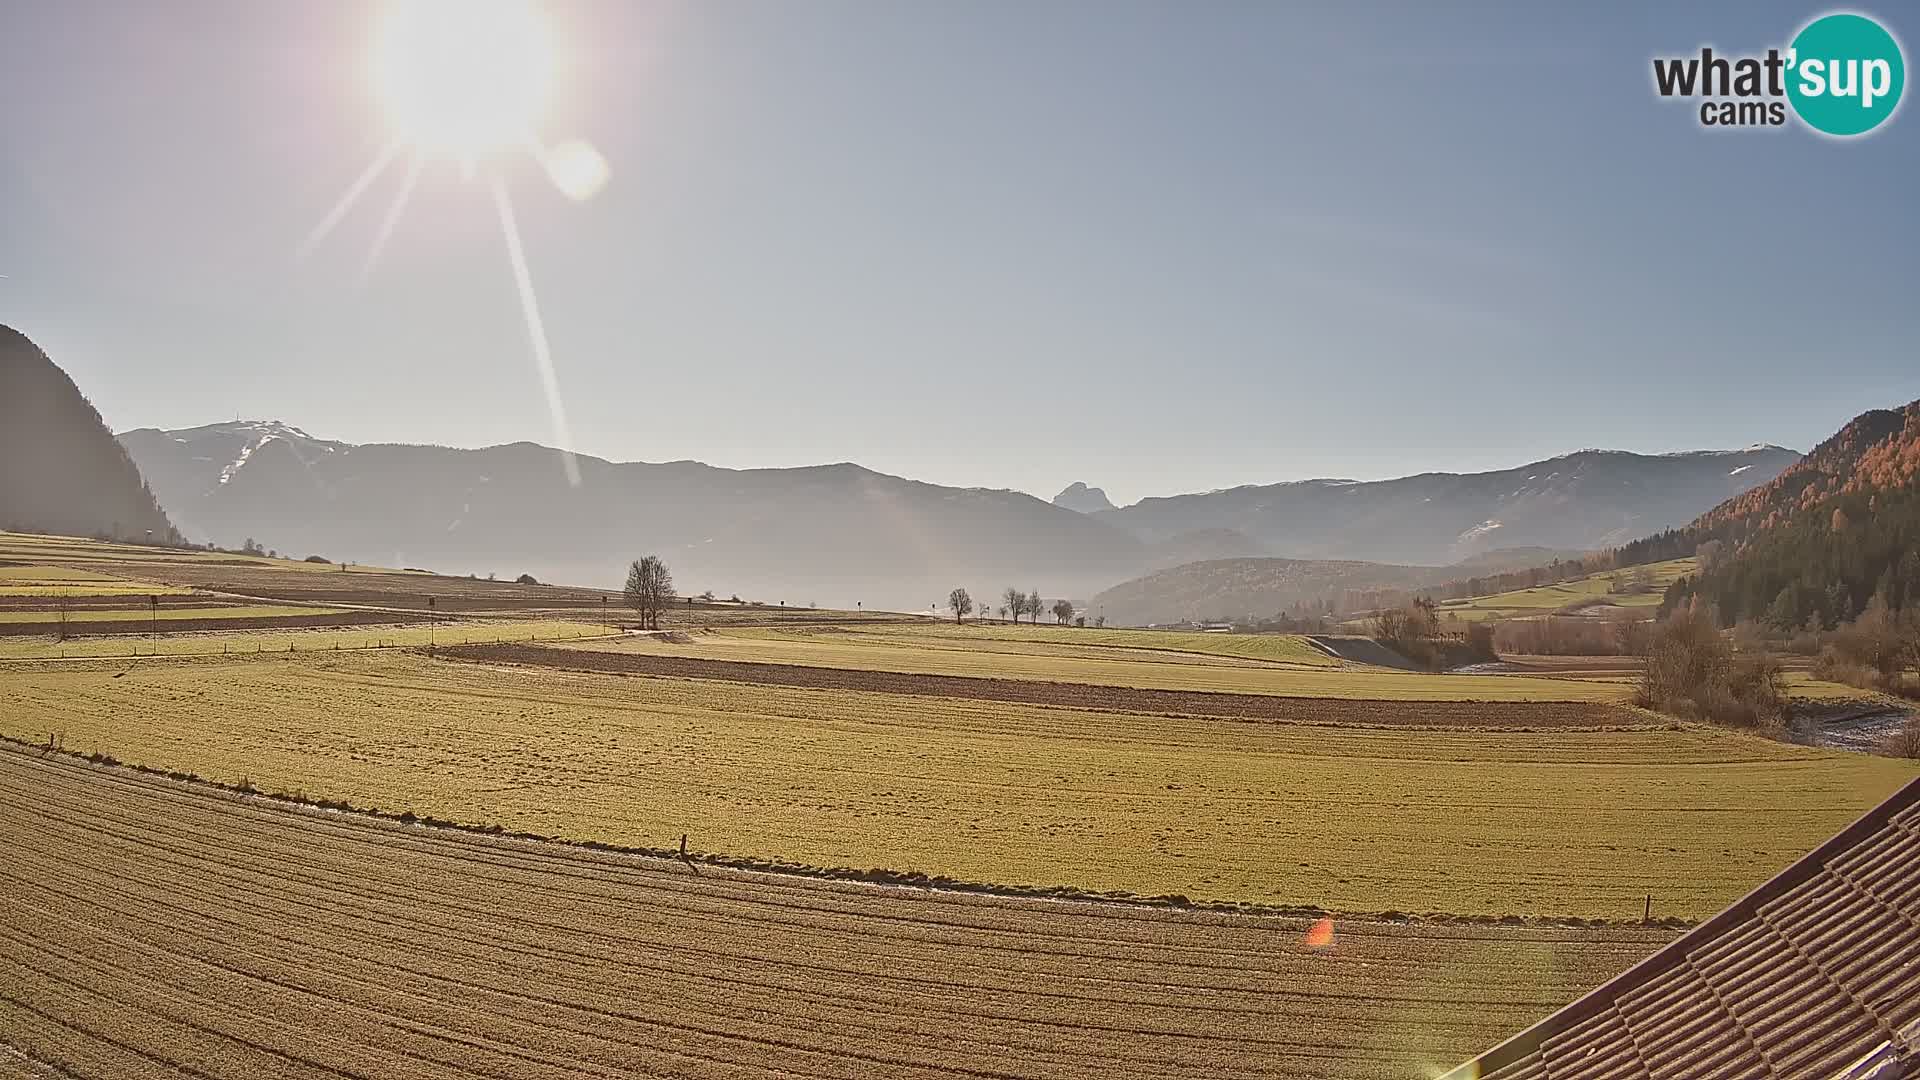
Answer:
[945,587,1089,626]
[1655,485,1920,631]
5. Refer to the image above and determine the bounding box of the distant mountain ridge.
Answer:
[1089,549,1582,627]
[120,419,1798,610]
[1,326,175,543]
[118,421,1145,608]
[1094,446,1797,567]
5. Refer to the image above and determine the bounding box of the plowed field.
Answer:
[4,652,1910,917]
[443,642,1638,728]
[0,747,1676,1079]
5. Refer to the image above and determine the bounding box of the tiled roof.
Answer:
[1441,777,1920,1080]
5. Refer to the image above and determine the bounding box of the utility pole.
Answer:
[149,594,159,655]
[427,595,436,652]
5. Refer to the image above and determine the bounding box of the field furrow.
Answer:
[3,649,1907,917]
[0,747,1674,1079]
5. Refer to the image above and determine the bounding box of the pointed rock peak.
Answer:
[1053,482,1117,514]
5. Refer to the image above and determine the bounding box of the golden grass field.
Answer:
[1434,558,1697,623]
[0,604,341,624]
[552,626,1635,702]
[4,648,1910,919]
[0,747,1680,1080]
[0,619,612,659]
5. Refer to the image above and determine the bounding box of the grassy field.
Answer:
[0,604,342,624]
[0,618,608,659]
[1435,558,1696,623]
[4,650,1908,920]
[0,748,1679,1080]
[551,626,1632,702]
[905,622,1342,665]
[0,563,191,597]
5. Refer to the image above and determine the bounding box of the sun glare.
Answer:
[308,0,603,489]
[374,0,555,158]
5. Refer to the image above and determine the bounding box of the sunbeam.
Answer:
[490,173,580,488]
[359,152,425,283]
[301,1,605,491]
[300,140,402,260]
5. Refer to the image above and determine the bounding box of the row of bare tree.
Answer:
[944,587,1082,626]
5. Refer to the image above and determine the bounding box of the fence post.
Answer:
[1644,895,1652,923]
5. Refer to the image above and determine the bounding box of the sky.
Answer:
[2,0,1915,506]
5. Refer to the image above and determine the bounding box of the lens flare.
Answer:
[543,139,611,202]
[1303,916,1335,951]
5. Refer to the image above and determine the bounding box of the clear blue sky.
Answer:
[2,1,1914,505]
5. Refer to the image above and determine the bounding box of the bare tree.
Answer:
[624,555,675,630]
[1003,587,1024,625]
[1052,598,1074,625]
[1027,589,1042,627]
[947,587,973,624]
[998,605,1009,621]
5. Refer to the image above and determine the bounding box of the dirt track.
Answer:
[0,747,1671,1079]
[439,643,1641,728]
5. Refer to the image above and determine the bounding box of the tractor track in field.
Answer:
[437,642,1641,729]
[0,746,1674,1079]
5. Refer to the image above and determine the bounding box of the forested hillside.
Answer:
[1636,400,1920,628]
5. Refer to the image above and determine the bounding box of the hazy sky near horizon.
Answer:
[3,0,1915,505]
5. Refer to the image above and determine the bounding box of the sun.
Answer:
[373,0,555,158]
[309,0,604,489]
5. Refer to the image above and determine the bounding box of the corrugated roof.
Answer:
[1441,776,1920,1080]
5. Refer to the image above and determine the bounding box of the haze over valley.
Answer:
[112,407,1796,614]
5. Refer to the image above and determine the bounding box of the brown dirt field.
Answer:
[0,746,1674,1079]
[0,611,425,638]
[440,643,1644,729]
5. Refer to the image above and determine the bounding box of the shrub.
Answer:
[514,573,540,585]
[1372,600,1494,669]
[1635,607,1787,728]
[303,554,331,564]
[1814,601,1920,698]
[1882,716,1920,759]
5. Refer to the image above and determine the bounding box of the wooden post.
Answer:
[679,833,687,858]
[1644,895,1652,923]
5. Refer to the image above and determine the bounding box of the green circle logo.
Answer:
[1787,13,1905,136]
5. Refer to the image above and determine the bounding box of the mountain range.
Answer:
[1083,445,1798,566]
[1086,549,1586,628]
[117,421,1145,608]
[113,415,1796,613]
